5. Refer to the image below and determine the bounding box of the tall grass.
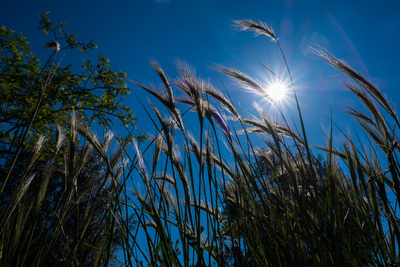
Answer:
[0,114,130,266]
[1,19,400,266]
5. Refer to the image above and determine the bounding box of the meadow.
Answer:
[1,16,399,266]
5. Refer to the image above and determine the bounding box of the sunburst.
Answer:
[267,81,288,102]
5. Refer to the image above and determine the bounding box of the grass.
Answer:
[1,19,400,266]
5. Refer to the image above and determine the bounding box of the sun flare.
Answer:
[267,81,288,102]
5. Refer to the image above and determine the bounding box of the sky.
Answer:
[2,0,400,147]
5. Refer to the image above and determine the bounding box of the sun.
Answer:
[267,81,288,102]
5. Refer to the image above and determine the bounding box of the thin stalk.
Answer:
[1,51,64,194]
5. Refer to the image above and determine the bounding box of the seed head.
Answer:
[44,40,60,51]
[210,106,232,138]
[233,19,276,40]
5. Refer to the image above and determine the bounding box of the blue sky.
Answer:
[2,0,400,147]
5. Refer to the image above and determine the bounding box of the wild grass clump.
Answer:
[0,114,131,266]
[125,19,400,266]
[1,18,400,266]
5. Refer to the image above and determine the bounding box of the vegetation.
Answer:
[0,115,131,266]
[1,14,400,266]
[0,12,142,185]
[0,13,140,266]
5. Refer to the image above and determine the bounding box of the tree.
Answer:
[0,11,144,191]
[0,13,140,265]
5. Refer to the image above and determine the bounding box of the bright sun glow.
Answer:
[267,82,288,101]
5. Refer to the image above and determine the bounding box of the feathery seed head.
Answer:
[233,19,276,40]
[209,106,232,138]
[219,66,264,94]
[44,40,60,51]
[312,47,398,124]
[133,138,148,181]
[218,65,273,103]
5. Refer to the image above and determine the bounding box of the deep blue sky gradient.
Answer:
[2,0,400,153]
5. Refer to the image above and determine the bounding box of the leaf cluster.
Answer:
[0,13,142,159]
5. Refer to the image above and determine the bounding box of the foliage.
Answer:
[0,115,132,266]
[222,147,377,266]
[0,13,141,266]
[2,14,400,267]
[0,12,142,156]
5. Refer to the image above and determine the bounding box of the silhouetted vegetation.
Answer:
[1,15,399,266]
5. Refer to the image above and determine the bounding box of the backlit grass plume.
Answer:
[233,19,276,40]
[126,19,400,266]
